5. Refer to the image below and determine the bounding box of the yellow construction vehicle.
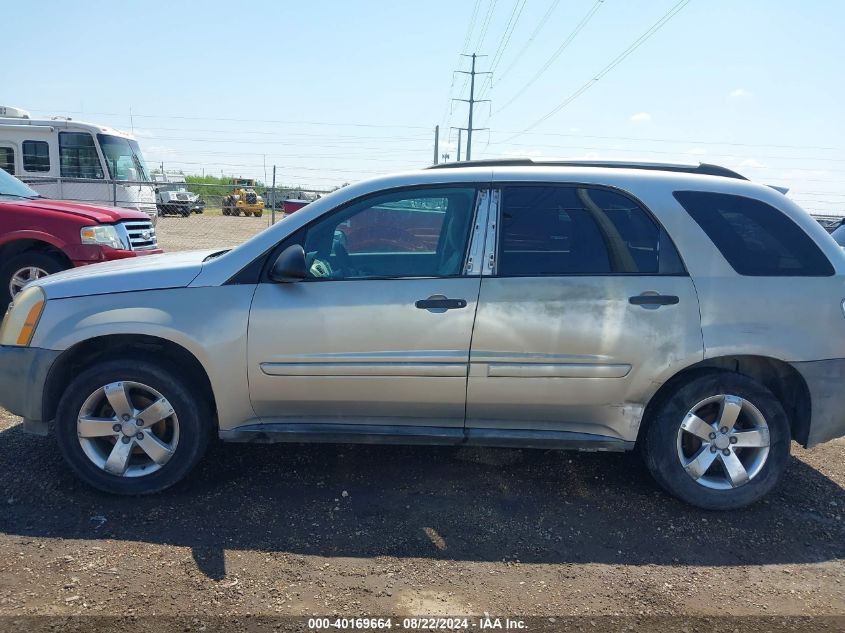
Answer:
[222,178,264,217]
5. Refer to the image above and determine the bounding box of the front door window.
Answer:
[299,187,478,280]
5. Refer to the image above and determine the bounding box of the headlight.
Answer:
[81,224,125,249]
[0,286,46,347]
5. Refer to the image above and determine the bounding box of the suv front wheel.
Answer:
[642,371,791,510]
[55,359,211,495]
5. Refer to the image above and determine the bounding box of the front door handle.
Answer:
[415,295,467,312]
[629,293,680,308]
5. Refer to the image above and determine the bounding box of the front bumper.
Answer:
[791,358,845,447]
[0,345,61,427]
[66,244,164,266]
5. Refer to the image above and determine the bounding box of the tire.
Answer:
[642,370,790,510]
[55,359,212,495]
[254,211,263,218]
[0,250,69,313]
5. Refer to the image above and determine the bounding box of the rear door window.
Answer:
[497,185,683,275]
[674,191,834,276]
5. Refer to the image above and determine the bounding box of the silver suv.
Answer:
[2,160,843,509]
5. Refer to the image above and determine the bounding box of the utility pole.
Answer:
[271,165,277,226]
[433,125,439,165]
[450,127,465,161]
[453,53,490,161]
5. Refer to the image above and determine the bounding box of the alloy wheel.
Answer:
[676,394,771,490]
[9,266,49,298]
[76,381,180,477]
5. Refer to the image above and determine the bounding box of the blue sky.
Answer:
[4,0,844,212]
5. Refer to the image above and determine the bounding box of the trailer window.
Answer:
[22,140,50,172]
[59,132,103,179]
[0,147,14,175]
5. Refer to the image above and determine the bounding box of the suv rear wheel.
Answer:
[642,371,790,510]
[0,250,68,313]
[55,359,211,495]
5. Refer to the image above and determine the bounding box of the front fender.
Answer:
[31,285,258,431]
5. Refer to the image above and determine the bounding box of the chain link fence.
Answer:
[15,173,334,224]
[17,174,158,219]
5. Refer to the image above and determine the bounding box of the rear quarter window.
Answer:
[673,191,834,277]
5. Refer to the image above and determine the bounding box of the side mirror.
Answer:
[270,244,307,283]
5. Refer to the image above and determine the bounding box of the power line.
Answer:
[505,0,692,141]
[487,129,843,152]
[483,140,845,163]
[494,0,605,113]
[134,125,430,140]
[441,0,484,127]
[497,0,562,82]
[150,160,389,175]
[478,0,528,97]
[475,0,500,52]
[134,134,431,150]
[27,108,430,130]
[461,0,484,52]
[450,0,500,130]
[136,129,430,145]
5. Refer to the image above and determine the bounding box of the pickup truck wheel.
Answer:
[1,251,68,313]
[642,371,790,510]
[55,359,211,495]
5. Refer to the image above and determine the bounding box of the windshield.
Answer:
[832,223,845,247]
[97,134,151,182]
[0,167,40,198]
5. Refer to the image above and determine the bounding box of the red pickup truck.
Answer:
[0,168,162,312]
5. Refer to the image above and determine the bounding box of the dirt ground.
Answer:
[155,213,271,251]
[0,214,843,628]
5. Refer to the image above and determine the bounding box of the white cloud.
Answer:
[687,147,707,155]
[568,127,581,133]
[738,158,766,169]
[729,88,751,98]
[630,112,652,122]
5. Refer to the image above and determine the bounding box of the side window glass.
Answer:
[674,191,834,276]
[59,132,103,179]
[301,187,477,279]
[0,147,15,175]
[22,140,50,172]
[498,185,673,275]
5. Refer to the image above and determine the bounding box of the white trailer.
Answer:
[0,106,157,223]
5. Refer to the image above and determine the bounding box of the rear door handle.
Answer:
[629,294,680,307]
[415,296,467,312]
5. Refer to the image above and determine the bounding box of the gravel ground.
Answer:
[0,214,843,627]
[155,214,271,251]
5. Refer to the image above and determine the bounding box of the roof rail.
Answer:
[427,158,748,180]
